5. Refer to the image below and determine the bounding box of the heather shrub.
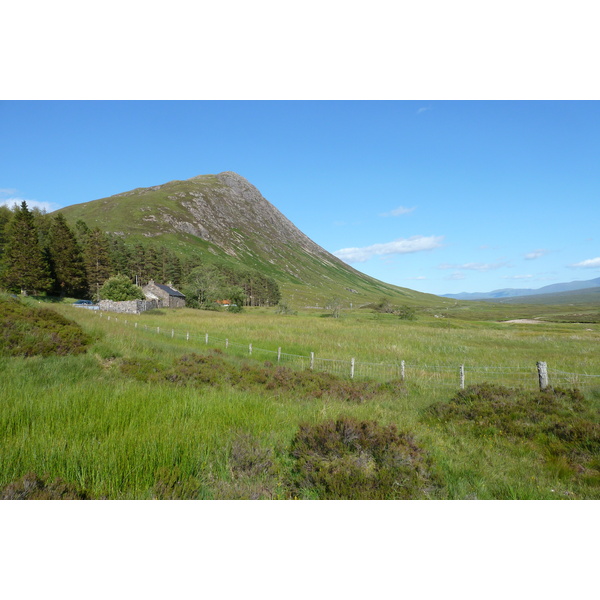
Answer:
[211,433,277,499]
[126,350,404,403]
[160,352,244,387]
[290,417,437,499]
[119,357,163,381]
[152,467,203,500]
[426,384,600,481]
[1,472,88,500]
[0,296,90,357]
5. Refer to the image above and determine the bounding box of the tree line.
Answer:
[0,202,280,307]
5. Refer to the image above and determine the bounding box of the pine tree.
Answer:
[0,205,14,260]
[144,245,161,284]
[107,235,132,279]
[130,244,147,286]
[160,246,182,285]
[0,202,52,295]
[83,227,113,300]
[32,208,52,250]
[47,214,88,297]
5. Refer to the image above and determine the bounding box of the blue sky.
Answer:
[1,100,598,296]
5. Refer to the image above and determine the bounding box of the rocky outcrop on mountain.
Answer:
[57,171,423,304]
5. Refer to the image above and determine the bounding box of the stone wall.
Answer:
[98,299,159,314]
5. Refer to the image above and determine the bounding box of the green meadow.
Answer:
[1,297,598,499]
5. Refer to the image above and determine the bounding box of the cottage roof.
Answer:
[153,283,186,298]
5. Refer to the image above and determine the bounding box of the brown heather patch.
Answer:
[1,472,89,500]
[120,349,406,403]
[0,296,90,357]
[152,467,203,500]
[425,384,600,483]
[289,417,438,500]
[210,433,278,500]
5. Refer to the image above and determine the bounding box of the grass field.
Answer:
[1,297,598,500]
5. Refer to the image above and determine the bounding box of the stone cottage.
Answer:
[142,280,186,309]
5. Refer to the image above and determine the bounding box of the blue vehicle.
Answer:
[73,299,99,309]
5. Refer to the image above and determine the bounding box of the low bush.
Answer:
[289,417,437,499]
[152,467,203,500]
[366,298,418,320]
[1,472,89,500]
[122,350,405,403]
[210,433,278,499]
[425,384,600,481]
[0,296,90,357]
[99,275,145,301]
[119,357,164,381]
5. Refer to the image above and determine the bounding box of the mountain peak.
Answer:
[57,172,428,305]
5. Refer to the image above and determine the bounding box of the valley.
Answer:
[1,295,598,500]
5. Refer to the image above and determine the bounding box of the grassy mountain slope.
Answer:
[56,172,443,307]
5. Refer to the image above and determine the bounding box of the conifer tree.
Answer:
[160,246,182,285]
[107,235,132,279]
[0,205,13,260]
[32,208,53,250]
[47,214,88,297]
[130,244,147,286]
[83,227,113,300]
[0,202,52,295]
[144,245,161,284]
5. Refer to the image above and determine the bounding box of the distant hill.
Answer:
[443,277,600,301]
[56,172,440,307]
[486,286,600,305]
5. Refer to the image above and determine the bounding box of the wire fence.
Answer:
[95,311,600,395]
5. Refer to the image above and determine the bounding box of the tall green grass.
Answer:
[1,302,598,499]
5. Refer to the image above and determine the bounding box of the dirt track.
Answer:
[502,319,544,324]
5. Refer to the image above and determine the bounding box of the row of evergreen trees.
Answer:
[0,202,280,307]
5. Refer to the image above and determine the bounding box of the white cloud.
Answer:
[334,235,444,263]
[379,206,416,217]
[524,249,548,260]
[502,274,534,280]
[406,276,427,280]
[0,197,57,212]
[416,107,431,115]
[571,257,600,268]
[438,261,510,272]
[446,273,466,281]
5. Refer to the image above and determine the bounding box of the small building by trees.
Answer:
[142,280,186,308]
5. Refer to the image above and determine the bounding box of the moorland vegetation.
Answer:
[0,294,598,500]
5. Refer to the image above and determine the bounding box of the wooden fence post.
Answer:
[350,357,355,379]
[225,339,229,349]
[310,352,315,370]
[186,332,189,341]
[171,329,174,338]
[277,347,281,363]
[401,360,405,381]
[249,343,252,356]
[460,365,465,389]
[537,361,549,390]
[205,333,208,344]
